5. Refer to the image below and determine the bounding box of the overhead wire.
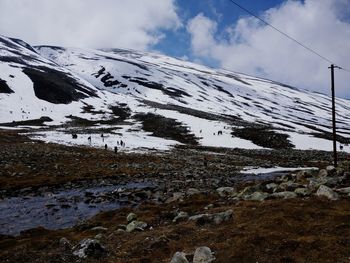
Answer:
[227,0,350,71]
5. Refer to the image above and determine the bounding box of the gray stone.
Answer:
[265,183,278,192]
[90,226,108,232]
[216,187,236,197]
[318,169,328,178]
[244,191,269,201]
[193,246,215,263]
[308,177,327,191]
[189,213,211,223]
[316,185,339,200]
[126,212,137,223]
[170,252,189,263]
[126,220,148,232]
[323,176,343,187]
[189,210,233,225]
[271,191,297,199]
[336,187,350,194]
[294,188,311,197]
[72,238,106,259]
[187,188,201,196]
[204,204,214,210]
[94,234,103,240]
[238,184,262,197]
[278,181,301,192]
[212,210,233,225]
[295,170,314,181]
[173,211,189,223]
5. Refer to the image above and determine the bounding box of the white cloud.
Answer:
[187,0,350,98]
[0,0,180,50]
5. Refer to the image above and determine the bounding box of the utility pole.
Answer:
[328,64,341,167]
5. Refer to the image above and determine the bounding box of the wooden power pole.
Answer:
[329,64,341,167]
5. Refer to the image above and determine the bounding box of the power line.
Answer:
[226,0,341,66]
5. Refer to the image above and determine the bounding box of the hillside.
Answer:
[1,35,350,152]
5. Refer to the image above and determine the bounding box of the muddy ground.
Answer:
[0,129,349,263]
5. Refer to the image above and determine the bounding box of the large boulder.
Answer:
[170,252,189,263]
[193,246,215,263]
[316,185,339,200]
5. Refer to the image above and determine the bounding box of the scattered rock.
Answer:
[294,188,311,197]
[216,187,236,197]
[308,177,327,191]
[212,210,233,225]
[189,210,233,225]
[187,188,201,196]
[126,220,148,232]
[318,169,328,178]
[173,211,189,223]
[336,187,350,194]
[204,204,214,210]
[271,191,297,199]
[295,170,314,181]
[278,181,301,192]
[316,185,339,200]
[94,233,103,240]
[238,184,262,197]
[72,238,106,259]
[193,246,215,263]
[244,191,269,201]
[265,183,278,192]
[127,212,137,223]
[170,251,189,263]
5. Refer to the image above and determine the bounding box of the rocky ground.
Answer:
[0,129,350,263]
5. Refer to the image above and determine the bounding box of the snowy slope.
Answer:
[1,35,350,152]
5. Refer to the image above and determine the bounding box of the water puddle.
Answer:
[0,182,153,236]
[231,166,319,183]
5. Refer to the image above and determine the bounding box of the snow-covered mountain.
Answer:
[1,35,350,152]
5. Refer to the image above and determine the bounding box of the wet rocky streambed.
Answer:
[0,168,301,236]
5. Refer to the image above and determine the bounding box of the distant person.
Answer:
[120,140,124,147]
[101,134,104,142]
[88,136,91,143]
[72,134,78,139]
[105,144,108,150]
[114,146,118,154]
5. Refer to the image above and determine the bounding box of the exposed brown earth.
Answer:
[0,129,349,263]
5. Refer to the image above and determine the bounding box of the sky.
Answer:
[0,0,350,98]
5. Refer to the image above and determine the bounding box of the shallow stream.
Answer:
[0,182,153,236]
